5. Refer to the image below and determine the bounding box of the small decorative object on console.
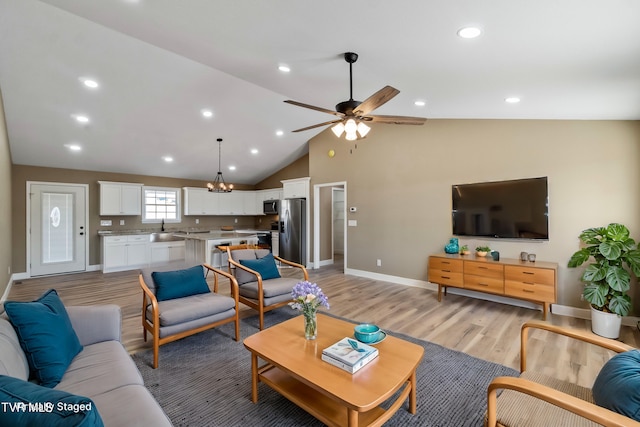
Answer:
[491,250,500,261]
[444,238,459,254]
[460,245,470,255]
[520,251,529,261]
[290,281,330,340]
[475,246,491,257]
[528,253,536,262]
[322,337,379,373]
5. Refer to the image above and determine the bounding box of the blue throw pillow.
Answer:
[152,265,210,302]
[4,289,83,388]
[239,253,281,281]
[0,375,103,426]
[593,349,640,420]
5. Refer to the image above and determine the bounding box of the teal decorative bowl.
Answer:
[354,323,381,343]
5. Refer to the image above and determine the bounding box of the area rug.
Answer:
[132,310,518,426]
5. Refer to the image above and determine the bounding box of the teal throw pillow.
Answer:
[240,253,281,281]
[4,289,83,388]
[152,265,210,302]
[0,375,103,426]
[592,349,640,420]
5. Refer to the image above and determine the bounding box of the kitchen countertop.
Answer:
[97,228,272,237]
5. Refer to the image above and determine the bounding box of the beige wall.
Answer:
[11,166,259,273]
[255,154,309,189]
[308,119,640,314]
[0,89,12,297]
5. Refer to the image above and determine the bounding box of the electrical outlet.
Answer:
[195,219,199,224]
[119,220,125,226]
[376,259,382,267]
[7,266,10,275]
[580,293,584,301]
[100,220,112,226]
[234,218,238,223]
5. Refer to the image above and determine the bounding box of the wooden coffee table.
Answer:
[243,313,424,427]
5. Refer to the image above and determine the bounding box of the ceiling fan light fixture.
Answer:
[344,118,357,133]
[357,121,370,138]
[345,131,357,141]
[331,122,345,137]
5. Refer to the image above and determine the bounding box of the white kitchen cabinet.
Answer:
[184,188,260,215]
[183,187,219,215]
[282,177,310,199]
[102,234,149,273]
[99,181,143,215]
[150,241,185,264]
[243,191,258,215]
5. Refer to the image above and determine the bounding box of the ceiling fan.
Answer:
[284,52,426,140]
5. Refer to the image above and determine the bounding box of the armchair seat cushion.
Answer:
[239,277,298,300]
[493,371,597,427]
[147,293,236,327]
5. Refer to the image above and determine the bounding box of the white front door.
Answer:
[29,183,87,276]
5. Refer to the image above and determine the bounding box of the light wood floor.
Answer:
[7,257,640,388]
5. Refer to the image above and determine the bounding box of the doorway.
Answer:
[28,182,88,276]
[313,182,347,271]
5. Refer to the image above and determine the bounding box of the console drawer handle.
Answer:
[478,283,489,287]
[523,271,534,275]
[441,276,451,279]
[524,282,534,285]
[522,289,534,293]
[442,269,451,273]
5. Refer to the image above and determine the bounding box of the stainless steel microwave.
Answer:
[263,199,279,215]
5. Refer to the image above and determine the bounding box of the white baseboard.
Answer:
[345,268,640,325]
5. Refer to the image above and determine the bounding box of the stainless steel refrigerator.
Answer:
[279,198,306,265]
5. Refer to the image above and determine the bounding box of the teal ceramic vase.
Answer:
[444,238,459,254]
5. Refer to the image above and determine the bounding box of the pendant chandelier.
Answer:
[206,138,233,193]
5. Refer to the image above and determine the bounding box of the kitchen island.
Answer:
[179,230,261,268]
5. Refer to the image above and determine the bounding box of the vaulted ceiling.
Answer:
[1,1,639,184]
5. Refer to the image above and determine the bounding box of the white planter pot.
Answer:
[590,306,622,339]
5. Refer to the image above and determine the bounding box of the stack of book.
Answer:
[321,337,379,373]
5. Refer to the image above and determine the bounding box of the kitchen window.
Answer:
[142,187,181,223]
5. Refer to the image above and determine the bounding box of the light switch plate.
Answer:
[348,220,357,227]
[100,220,112,226]
[119,220,125,225]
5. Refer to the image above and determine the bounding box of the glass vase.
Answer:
[303,311,317,340]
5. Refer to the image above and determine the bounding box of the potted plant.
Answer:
[475,246,491,257]
[568,223,640,338]
[460,245,470,255]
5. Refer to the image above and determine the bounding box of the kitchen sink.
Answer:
[149,232,184,243]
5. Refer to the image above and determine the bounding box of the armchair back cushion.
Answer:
[151,265,210,302]
[592,349,640,421]
[231,249,259,284]
[4,289,82,388]
[239,253,281,282]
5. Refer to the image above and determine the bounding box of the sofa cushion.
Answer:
[0,374,103,426]
[90,384,172,426]
[4,289,83,388]
[240,253,281,281]
[152,265,210,302]
[0,317,30,380]
[147,293,236,327]
[593,349,640,420]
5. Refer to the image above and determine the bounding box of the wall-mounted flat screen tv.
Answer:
[452,177,549,240]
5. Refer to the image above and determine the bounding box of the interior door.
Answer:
[29,183,87,276]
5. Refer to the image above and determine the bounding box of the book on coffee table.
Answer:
[321,337,379,374]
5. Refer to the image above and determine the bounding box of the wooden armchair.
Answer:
[226,247,308,330]
[487,320,640,427]
[139,263,240,368]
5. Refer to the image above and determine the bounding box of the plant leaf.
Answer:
[582,264,607,282]
[583,282,608,308]
[606,223,630,241]
[609,294,631,316]
[599,241,623,260]
[579,227,605,245]
[605,265,630,292]
[623,249,640,277]
[568,249,590,268]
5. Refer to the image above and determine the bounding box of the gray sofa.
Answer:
[0,304,172,426]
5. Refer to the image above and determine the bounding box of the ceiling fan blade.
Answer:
[367,115,427,125]
[292,119,344,133]
[352,86,400,116]
[284,100,344,117]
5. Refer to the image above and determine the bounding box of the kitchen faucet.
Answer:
[161,219,165,232]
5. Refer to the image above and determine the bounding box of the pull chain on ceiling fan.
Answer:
[284,52,427,141]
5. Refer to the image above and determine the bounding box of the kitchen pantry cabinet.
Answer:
[99,181,143,215]
[281,177,310,199]
[428,254,557,320]
[102,235,149,273]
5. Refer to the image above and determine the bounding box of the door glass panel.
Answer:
[41,192,74,263]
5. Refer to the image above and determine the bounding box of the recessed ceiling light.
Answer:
[163,156,173,162]
[414,100,426,107]
[64,144,82,151]
[73,114,89,123]
[81,79,99,89]
[251,149,259,155]
[457,27,482,39]
[276,130,284,136]
[228,165,236,171]
[505,97,521,104]
[278,65,291,73]
[201,109,213,118]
